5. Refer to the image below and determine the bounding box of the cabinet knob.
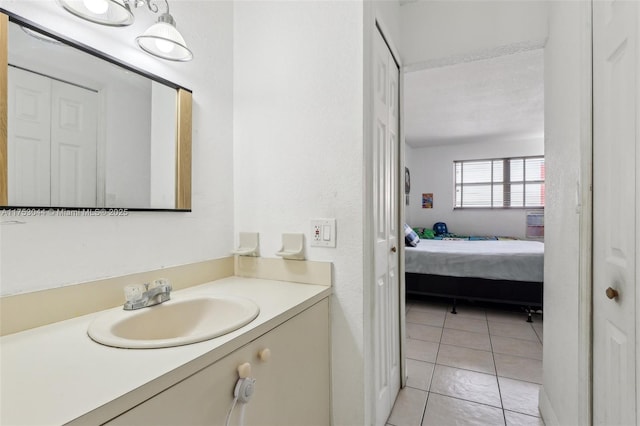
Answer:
[258,348,271,362]
[390,246,397,253]
[237,362,252,378]
[606,287,619,300]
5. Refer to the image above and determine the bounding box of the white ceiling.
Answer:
[403,48,544,148]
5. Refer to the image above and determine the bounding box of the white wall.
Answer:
[0,0,235,295]
[539,1,590,424]
[150,83,177,209]
[405,138,544,238]
[233,2,368,424]
[400,0,548,69]
[105,81,152,208]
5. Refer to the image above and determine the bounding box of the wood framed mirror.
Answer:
[0,11,191,211]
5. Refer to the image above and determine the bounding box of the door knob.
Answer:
[606,287,619,300]
[390,246,397,253]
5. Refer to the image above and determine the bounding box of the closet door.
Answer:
[8,68,98,207]
[592,0,638,424]
[372,26,401,426]
[8,67,51,206]
[50,80,98,207]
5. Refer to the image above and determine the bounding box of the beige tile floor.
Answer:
[388,298,544,426]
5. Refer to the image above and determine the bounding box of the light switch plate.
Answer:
[310,218,336,247]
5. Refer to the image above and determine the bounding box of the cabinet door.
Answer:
[106,299,329,426]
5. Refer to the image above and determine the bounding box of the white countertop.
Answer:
[0,277,331,426]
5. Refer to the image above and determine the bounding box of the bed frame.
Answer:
[405,273,543,322]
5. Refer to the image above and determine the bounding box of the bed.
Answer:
[405,239,544,321]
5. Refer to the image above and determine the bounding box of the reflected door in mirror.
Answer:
[9,66,98,207]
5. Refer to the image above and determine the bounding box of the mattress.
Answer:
[405,239,544,282]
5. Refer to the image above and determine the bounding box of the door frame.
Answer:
[579,1,593,425]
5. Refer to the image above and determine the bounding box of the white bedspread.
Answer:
[405,239,544,282]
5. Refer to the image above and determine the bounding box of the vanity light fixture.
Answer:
[21,26,64,45]
[58,0,193,61]
[136,11,192,61]
[59,0,134,27]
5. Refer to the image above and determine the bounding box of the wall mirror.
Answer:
[0,11,192,211]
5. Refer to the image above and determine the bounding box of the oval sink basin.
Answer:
[88,295,260,349]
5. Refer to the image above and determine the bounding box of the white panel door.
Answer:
[592,1,638,424]
[50,80,98,207]
[7,67,51,206]
[372,27,400,426]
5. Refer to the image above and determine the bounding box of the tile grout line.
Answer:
[504,408,545,421]
[426,357,542,387]
[531,319,544,345]
[434,307,511,419]
[485,312,507,425]
[487,329,543,343]
[408,300,545,424]
[438,341,542,363]
[387,302,411,426]
[491,349,543,363]
[427,390,504,411]
[486,312,508,426]
[419,305,447,426]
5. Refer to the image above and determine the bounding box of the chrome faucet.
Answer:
[124,279,172,310]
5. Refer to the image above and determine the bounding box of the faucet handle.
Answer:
[124,284,145,303]
[150,278,171,290]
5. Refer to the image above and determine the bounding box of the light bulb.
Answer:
[155,38,175,54]
[83,0,109,14]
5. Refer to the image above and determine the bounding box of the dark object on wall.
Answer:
[433,222,448,235]
[405,167,411,194]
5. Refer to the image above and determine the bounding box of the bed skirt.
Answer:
[406,273,543,308]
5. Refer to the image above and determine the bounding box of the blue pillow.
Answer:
[433,222,448,235]
[404,224,420,247]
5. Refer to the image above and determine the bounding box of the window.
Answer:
[454,156,545,208]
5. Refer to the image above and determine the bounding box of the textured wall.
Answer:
[400,0,548,69]
[232,2,366,423]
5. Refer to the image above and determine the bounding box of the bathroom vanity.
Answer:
[107,299,329,425]
[0,277,331,425]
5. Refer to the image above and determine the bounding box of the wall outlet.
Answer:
[310,219,336,247]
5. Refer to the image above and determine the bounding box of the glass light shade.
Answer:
[21,26,63,45]
[136,14,193,62]
[59,0,134,26]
